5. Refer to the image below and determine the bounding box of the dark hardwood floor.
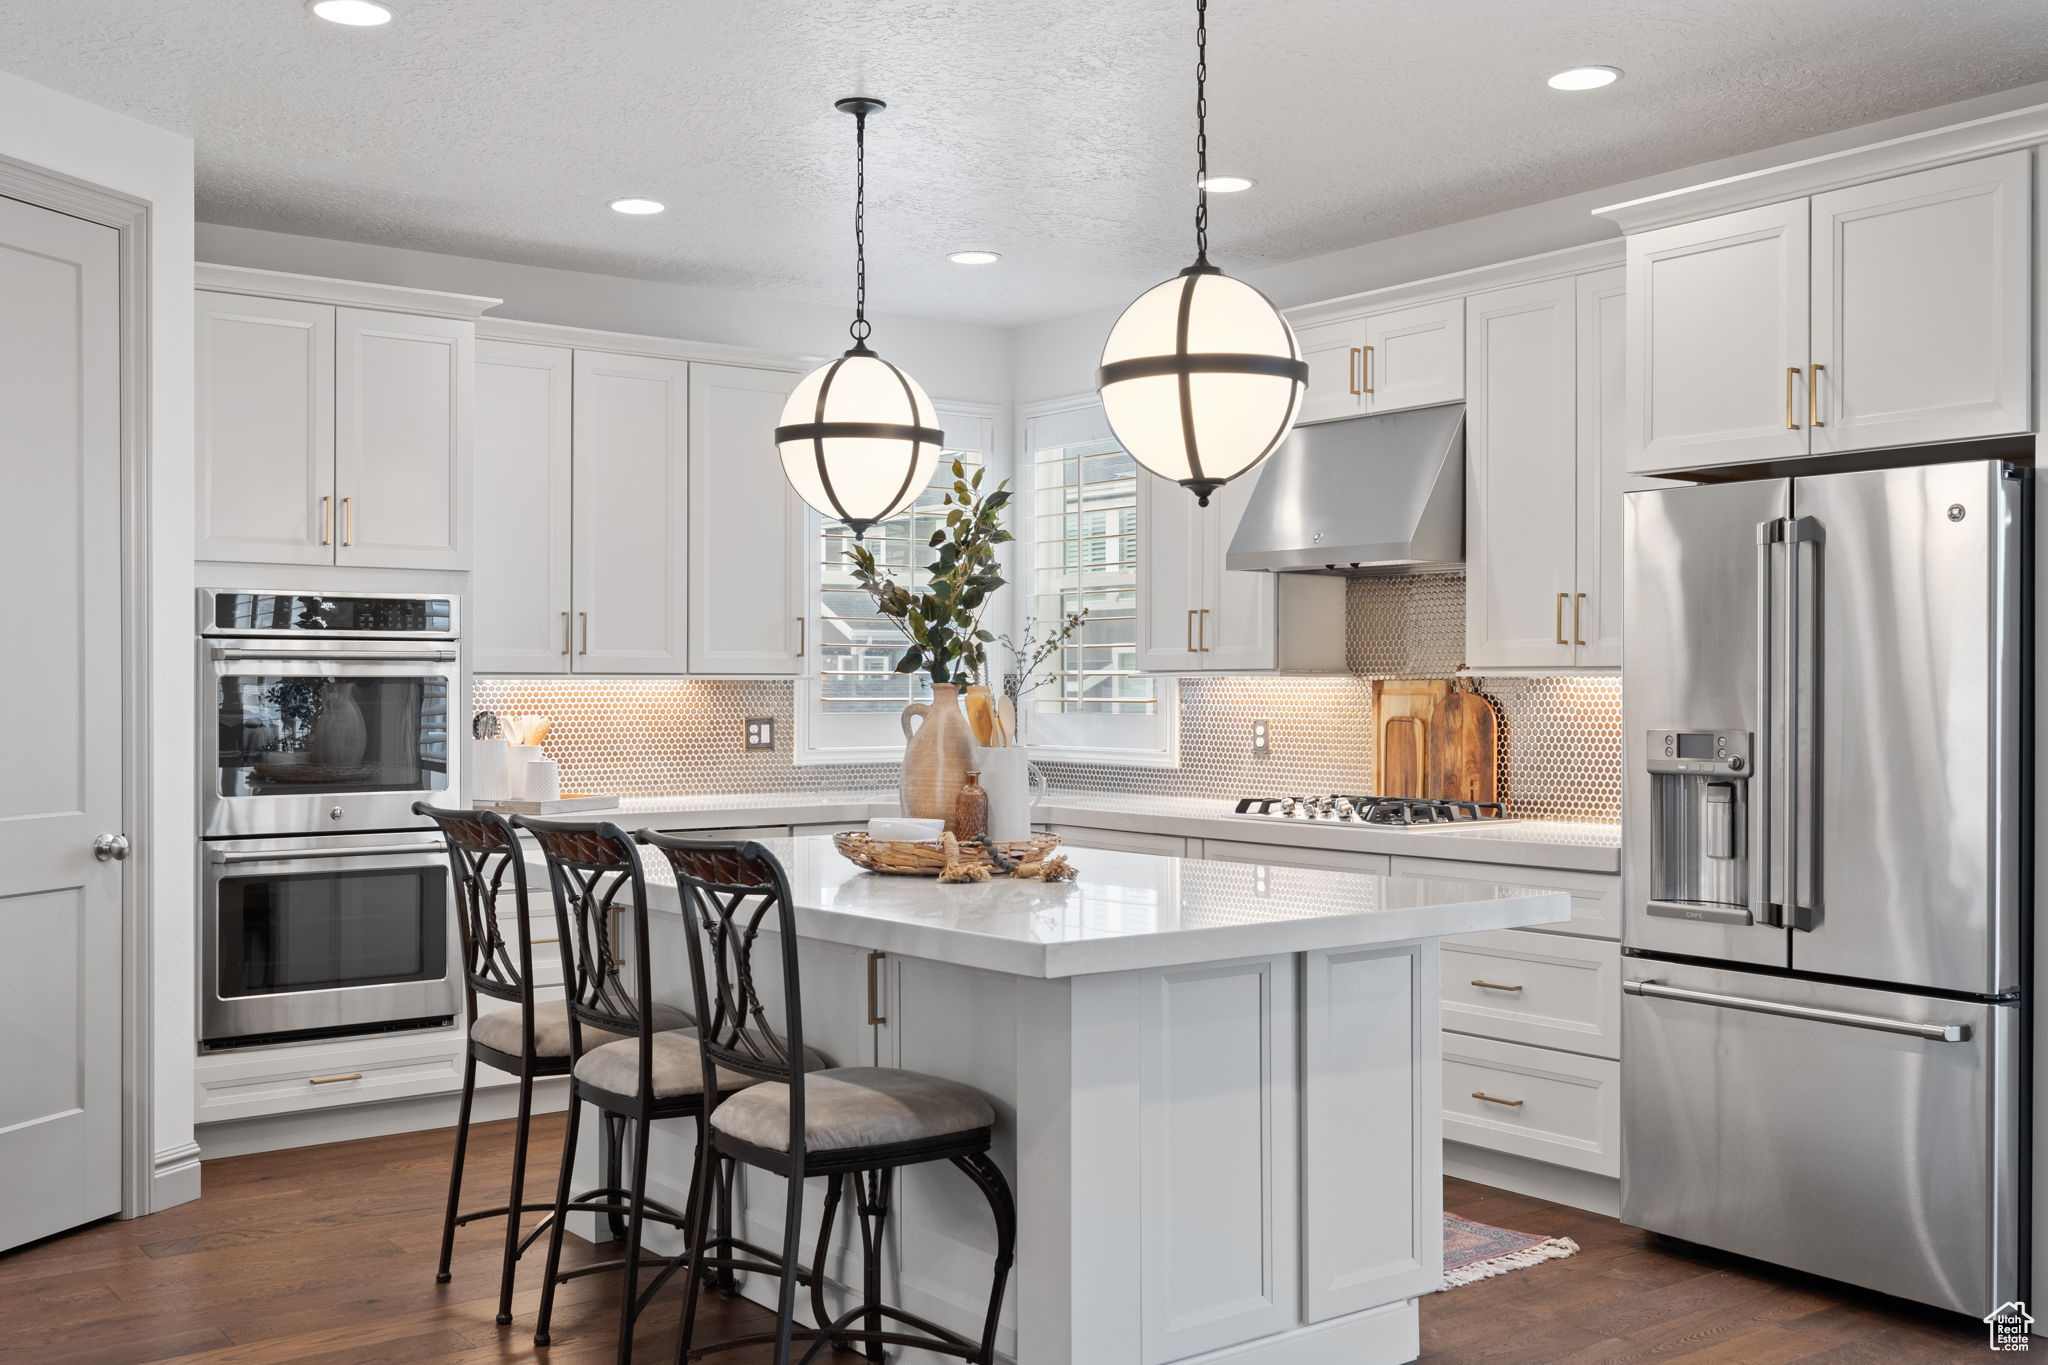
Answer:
[0,1115,1995,1363]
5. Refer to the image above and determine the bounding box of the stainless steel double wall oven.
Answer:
[199,589,463,1049]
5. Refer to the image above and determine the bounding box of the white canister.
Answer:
[504,744,543,800]
[977,745,1033,842]
[471,738,511,803]
[524,756,561,802]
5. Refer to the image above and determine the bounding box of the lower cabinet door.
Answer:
[1442,1033,1619,1176]
[1044,824,1188,857]
[1394,855,1620,940]
[1200,839,1391,875]
[193,1028,466,1123]
[1440,928,1620,1059]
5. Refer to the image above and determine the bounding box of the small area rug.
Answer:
[1442,1212,1580,1287]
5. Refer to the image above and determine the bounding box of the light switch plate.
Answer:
[1252,719,1270,757]
[745,717,775,751]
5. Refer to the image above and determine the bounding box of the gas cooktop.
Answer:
[1231,795,1515,826]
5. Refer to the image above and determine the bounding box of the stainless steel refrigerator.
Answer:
[1621,459,2029,1317]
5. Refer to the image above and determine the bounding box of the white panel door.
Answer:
[1132,470,1204,671]
[472,340,573,674]
[1575,266,1632,667]
[195,291,334,565]
[1628,200,1811,473]
[334,307,473,569]
[1197,471,1277,670]
[1465,276,1579,669]
[571,350,690,673]
[0,197,123,1252]
[1291,317,1368,424]
[1811,151,2032,453]
[1363,298,1465,413]
[687,364,806,675]
[1138,956,1299,1362]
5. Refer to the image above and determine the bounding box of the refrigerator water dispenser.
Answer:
[1645,730,1752,923]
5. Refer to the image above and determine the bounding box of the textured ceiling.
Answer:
[5,0,2048,325]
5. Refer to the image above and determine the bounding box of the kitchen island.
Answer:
[557,835,1569,1364]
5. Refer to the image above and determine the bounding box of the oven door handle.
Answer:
[210,646,458,663]
[209,841,448,865]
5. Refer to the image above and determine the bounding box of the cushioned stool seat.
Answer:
[710,1066,996,1153]
[470,999,690,1058]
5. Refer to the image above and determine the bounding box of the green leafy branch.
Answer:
[845,459,1013,687]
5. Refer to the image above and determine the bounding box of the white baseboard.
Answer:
[196,1076,571,1161]
[146,1141,203,1213]
[1445,1140,1620,1217]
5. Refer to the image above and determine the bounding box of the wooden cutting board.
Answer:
[1382,716,1427,798]
[1427,681,1501,804]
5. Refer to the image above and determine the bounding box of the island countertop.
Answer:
[550,834,1570,978]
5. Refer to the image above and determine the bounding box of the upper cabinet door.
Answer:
[571,350,691,674]
[1628,200,1810,474]
[1133,472,1205,671]
[196,292,335,565]
[1292,317,1369,424]
[1810,152,2032,454]
[334,308,473,569]
[472,340,573,674]
[1464,276,1579,670]
[687,364,806,675]
[1199,471,1278,671]
[1575,267,1629,668]
[1362,299,1464,413]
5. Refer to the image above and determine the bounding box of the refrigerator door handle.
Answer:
[1752,519,1783,926]
[1622,979,1970,1042]
[1783,515,1823,930]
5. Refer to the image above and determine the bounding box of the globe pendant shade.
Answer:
[775,348,944,538]
[1096,266,1307,505]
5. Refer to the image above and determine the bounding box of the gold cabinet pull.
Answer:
[866,950,887,1026]
[341,496,354,547]
[1573,592,1587,647]
[1471,979,1524,992]
[319,494,332,547]
[1808,363,1825,427]
[579,611,590,656]
[560,610,571,655]
[309,1073,363,1086]
[1186,608,1197,653]
[1472,1090,1524,1107]
[1361,344,1374,395]
[1347,346,1362,396]
[1784,367,1801,429]
[795,615,807,657]
[1555,592,1568,646]
[1198,608,1210,652]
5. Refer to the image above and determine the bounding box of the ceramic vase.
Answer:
[899,684,976,822]
[977,745,1033,841]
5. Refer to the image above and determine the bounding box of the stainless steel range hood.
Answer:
[1225,403,1464,574]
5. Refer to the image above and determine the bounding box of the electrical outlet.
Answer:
[745,717,775,751]
[1251,718,1270,757]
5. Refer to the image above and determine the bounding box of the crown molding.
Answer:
[1595,101,2048,234]
[476,315,808,371]
[195,263,502,318]
[1283,239,1624,328]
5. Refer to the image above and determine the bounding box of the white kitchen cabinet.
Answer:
[1574,268,1634,667]
[1809,151,2032,454]
[687,364,807,675]
[571,350,691,673]
[1198,840,1391,876]
[1291,298,1464,426]
[1045,825,1188,857]
[192,1026,465,1125]
[1442,1033,1619,1177]
[1392,856,1621,941]
[1439,928,1620,1059]
[1464,275,1579,669]
[196,291,335,565]
[334,307,473,569]
[473,340,574,673]
[1132,466,1345,673]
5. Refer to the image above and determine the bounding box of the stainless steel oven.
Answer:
[200,589,459,837]
[201,830,461,1049]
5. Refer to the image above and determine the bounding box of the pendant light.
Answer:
[1096,0,1306,506]
[776,97,944,540]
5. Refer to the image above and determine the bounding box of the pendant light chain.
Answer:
[850,104,872,346]
[1193,0,1209,266]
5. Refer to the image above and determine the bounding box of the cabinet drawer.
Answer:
[1197,839,1391,876]
[1443,1033,1619,1176]
[1394,856,1619,939]
[1441,929,1619,1058]
[195,1029,466,1123]
[1044,824,1188,857]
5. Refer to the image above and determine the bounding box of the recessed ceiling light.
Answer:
[1547,66,1621,91]
[948,250,1001,265]
[609,198,666,215]
[308,0,394,26]
[1198,175,1255,193]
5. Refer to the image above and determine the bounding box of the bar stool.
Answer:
[639,831,1016,1365]
[521,817,748,1364]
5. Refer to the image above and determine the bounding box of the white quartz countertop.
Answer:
[546,789,1622,875]
[554,835,1570,979]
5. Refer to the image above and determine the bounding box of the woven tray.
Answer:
[833,830,1060,877]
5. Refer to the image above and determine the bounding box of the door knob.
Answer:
[93,833,130,862]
